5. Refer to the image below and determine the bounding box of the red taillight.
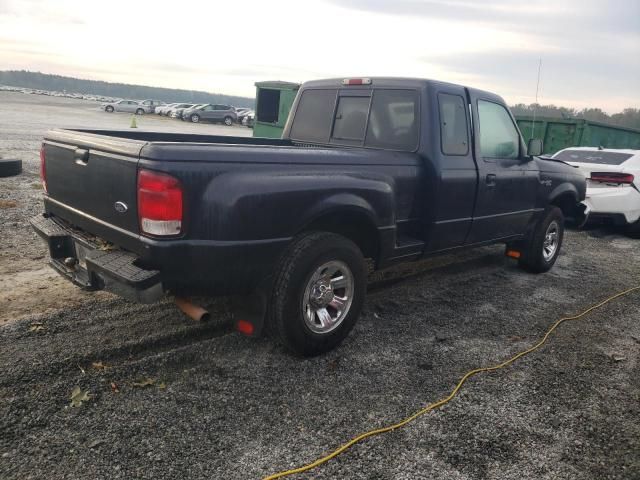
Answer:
[39,144,47,193]
[590,172,634,185]
[342,78,372,86]
[137,169,183,236]
[236,319,255,336]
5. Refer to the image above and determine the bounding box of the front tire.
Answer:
[136,108,145,115]
[105,106,114,113]
[269,232,366,356]
[518,207,564,273]
[223,116,233,126]
[190,114,200,123]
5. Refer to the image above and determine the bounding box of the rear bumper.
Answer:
[30,214,164,303]
[32,207,290,298]
[583,185,640,224]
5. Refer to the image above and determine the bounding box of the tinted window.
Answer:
[290,89,337,143]
[438,93,469,155]
[553,150,633,165]
[332,96,370,141]
[257,89,280,123]
[365,89,419,151]
[478,100,519,158]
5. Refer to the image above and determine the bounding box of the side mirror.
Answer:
[527,138,543,157]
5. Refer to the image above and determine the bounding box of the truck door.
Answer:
[466,90,539,243]
[423,84,478,252]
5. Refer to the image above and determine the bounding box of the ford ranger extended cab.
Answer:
[31,77,586,356]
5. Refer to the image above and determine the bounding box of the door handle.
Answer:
[74,148,89,165]
[485,174,496,186]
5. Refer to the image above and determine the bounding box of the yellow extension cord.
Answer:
[263,285,640,480]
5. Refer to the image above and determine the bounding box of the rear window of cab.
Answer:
[290,88,419,152]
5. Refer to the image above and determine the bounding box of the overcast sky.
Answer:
[0,0,638,112]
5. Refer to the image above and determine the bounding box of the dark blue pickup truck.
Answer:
[31,77,585,355]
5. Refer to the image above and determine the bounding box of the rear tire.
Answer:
[0,158,22,177]
[626,220,640,238]
[518,207,564,273]
[136,108,145,115]
[268,232,366,356]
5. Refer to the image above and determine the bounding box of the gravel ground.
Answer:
[1,92,639,480]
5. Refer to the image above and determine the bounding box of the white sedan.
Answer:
[553,147,640,233]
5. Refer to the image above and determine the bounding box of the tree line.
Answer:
[0,70,255,108]
[510,103,640,130]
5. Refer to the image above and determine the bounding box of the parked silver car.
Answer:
[168,103,198,118]
[101,100,147,115]
[139,99,166,113]
[181,104,237,125]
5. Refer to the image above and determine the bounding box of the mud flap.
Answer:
[231,290,268,337]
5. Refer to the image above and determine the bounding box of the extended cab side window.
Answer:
[438,93,469,155]
[365,89,419,151]
[478,100,519,159]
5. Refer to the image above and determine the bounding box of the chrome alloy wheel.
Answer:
[302,260,354,334]
[542,221,559,261]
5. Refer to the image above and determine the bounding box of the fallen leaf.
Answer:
[611,354,626,363]
[77,364,86,375]
[88,439,104,449]
[157,382,167,390]
[508,335,525,342]
[92,361,108,370]
[0,200,17,209]
[110,382,119,393]
[132,378,156,388]
[29,323,45,333]
[70,387,90,407]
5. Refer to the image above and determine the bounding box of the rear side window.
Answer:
[332,96,370,141]
[478,100,520,159]
[553,150,634,165]
[365,89,419,151]
[438,93,469,155]
[290,89,337,143]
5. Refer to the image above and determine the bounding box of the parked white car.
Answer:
[101,99,147,114]
[553,147,640,233]
[156,103,180,115]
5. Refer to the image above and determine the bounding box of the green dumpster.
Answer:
[253,81,300,139]
[515,115,640,154]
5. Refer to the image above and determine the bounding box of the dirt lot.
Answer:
[1,92,639,480]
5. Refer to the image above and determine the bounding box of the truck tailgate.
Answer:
[43,129,147,234]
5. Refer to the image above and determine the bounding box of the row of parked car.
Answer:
[100,99,254,127]
[156,102,254,126]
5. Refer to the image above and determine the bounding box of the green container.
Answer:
[515,115,640,154]
[253,81,300,139]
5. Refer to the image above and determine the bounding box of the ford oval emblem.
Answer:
[114,201,128,213]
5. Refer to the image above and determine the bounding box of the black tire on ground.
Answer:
[223,116,233,126]
[105,106,114,113]
[268,232,367,357]
[0,158,22,177]
[518,206,564,273]
[190,114,200,123]
[136,108,145,115]
[626,220,640,238]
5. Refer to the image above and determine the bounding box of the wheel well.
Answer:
[550,192,578,217]
[300,211,380,261]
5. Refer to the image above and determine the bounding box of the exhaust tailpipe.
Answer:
[174,297,210,322]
